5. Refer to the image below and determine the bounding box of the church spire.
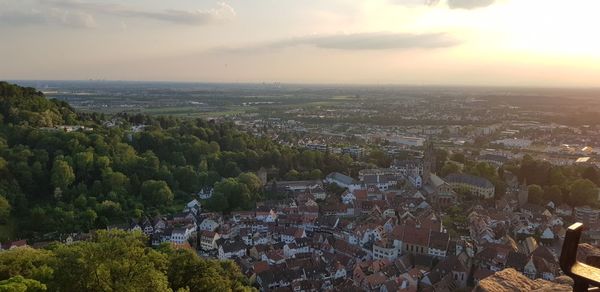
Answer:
[423,140,435,185]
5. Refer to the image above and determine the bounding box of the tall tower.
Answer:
[518,179,528,206]
[423,140,436,185]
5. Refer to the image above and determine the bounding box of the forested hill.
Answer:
[0,82,79,127]
[0,81,354,241]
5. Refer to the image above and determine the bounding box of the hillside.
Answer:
[0,81,326,291]
[0,82,78,127]
[0,81,354,241]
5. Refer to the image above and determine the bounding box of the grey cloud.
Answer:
[51,0,235,25]
[229,32,460,52]
[0,1,235,28]
[447,0,495,9]
[0,8,96,28]
[49,0,235,25]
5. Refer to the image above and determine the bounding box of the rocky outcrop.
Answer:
[474,268,572,292]
[578,243,600,267]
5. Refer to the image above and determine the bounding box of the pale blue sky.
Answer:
[1,0,600,86]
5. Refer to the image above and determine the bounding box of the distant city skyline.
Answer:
[1,0,600,87]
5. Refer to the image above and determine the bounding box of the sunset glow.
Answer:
[1,0,599,86]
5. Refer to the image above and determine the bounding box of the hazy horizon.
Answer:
[2,0,600,87]
[10,79,600,91]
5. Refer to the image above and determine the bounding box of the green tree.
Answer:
[80,209,97,230]
[174,166,199,193]
[441,162,461,177]
[0,247,54,285]
[166,249,254,292]
[548,168,567,187]
[140,180,174,207]
[528,184,544,205]
[368,149,389,167]
[285,170,301,180]
[569,179,598,206]
[52,230,170,292]
[449,153,465,163]
[582,166,600,186]
[102,171,130,196]
[237,172,262,195]
[0,276,46,292]
[205,192,229,212]
[0,196,10,223]
[213,178,251,211]
[51,160,75,191]
[544,185,563,204]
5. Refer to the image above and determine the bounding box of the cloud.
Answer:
[390,0,495,9]
[223,32,460,52]
[0,8,96,28]
[49,0,235,25]
[390,0,441,6]
[0,1,235,28]
[447,0,495,9]
[123,3,236,25]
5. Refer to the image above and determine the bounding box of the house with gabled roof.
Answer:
[199,218,219,232]
[325,172,361,191]
[0,239,28,250]
[427,231,450,258]
[280,227,306,244]
[199,230,220,251]
[524,255,560,280]
[431,255,468,289]
[217,237,247,260]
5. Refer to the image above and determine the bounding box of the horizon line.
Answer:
[6,79,600,91]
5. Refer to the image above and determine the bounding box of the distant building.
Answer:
[387,136,425,147]
[492,138,532,148]
[197,187,213,200]
[306,143,328,152]
[373,239,398,260]
[445,173,495,199]
[325,172,360,191]
[479,154,509,167]
[391,159,423,177]
[270,180,323,194]
[574,206,600,227]
[342,146,363,158]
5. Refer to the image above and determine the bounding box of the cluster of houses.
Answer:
[107,199,203,248]
[3,144,594,292]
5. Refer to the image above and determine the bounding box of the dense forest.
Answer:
[0,81,355,241]
[0,229,254,291]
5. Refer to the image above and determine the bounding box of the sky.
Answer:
[1,0,600,87]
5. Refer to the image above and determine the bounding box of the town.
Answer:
[3,82,600,291]
[111,142,598,291]
[3,140,595,291]
[4,0,600,290]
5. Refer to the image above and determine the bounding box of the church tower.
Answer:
[518,179,529,206]
[423,140,436,185]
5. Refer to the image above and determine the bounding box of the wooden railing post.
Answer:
[560,222,600,291]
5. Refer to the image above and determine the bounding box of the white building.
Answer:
[199,218,219,232]
[492,138,532,148]
[325,172,361,191]
[170,225,195,244]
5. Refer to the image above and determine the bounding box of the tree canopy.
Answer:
[0,82,355,238]
[0,230,255,292]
